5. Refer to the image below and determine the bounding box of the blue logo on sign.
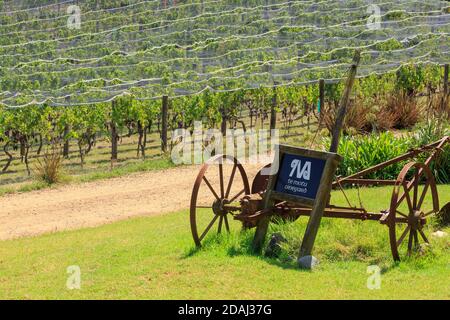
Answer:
[289,159,311,180]
[275,154,326,200]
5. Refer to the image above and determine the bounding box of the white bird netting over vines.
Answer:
[0,0,448,108]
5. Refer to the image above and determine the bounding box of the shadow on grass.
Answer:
[181,232,312,272]
[179,213,450,273]
[181,231,419,275]
[227,245,311,272]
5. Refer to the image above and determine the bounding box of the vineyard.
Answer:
[0,1,449,186]
[0,0,450,301]
[1,63,449,187]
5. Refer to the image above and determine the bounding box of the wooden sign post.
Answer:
[298,50,360,259]
[161,95,169,152]
[252,51,360,265]
[252,146,342,253]
[442,64,449,113]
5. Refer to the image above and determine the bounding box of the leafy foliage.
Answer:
[328,132,411,180]
[0,1,447,107]
[327,128,450,183]
[410,119,450,184]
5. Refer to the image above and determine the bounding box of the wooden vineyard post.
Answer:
[63,95,71,159]
[161,95,169,153]
[270,87,277,133]
[442,64,449,113]
[298,51,361,261]
[308,79,325,148]
[220,108,227,137]
[63,124,70,158]
[319,79,325,118]
[111,99,118,163]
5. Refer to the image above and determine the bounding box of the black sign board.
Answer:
[264,145,342,207]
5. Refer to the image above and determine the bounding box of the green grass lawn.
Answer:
[0,185,448,300]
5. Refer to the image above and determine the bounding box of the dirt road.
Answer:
[0,164,262,240]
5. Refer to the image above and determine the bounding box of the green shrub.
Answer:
[324,126,450,183]
[409,120,450,184]
[324,132,411,180]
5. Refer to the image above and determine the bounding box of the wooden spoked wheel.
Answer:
[190,155,250,247]
[388,162,439,261]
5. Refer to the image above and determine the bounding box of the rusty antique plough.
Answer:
[190,136,449,261]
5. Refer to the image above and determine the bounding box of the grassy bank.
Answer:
[0,185,448,299]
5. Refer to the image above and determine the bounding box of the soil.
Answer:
[0,164,263,240]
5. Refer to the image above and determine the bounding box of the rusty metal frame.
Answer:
[190,136,449,260]
[232,136,449,225]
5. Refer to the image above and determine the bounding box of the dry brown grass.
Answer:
[34,144,64,184]
[344,101,373,133]
[322,96,399,134]
[381,92,421,129]
[345,92,422,133]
